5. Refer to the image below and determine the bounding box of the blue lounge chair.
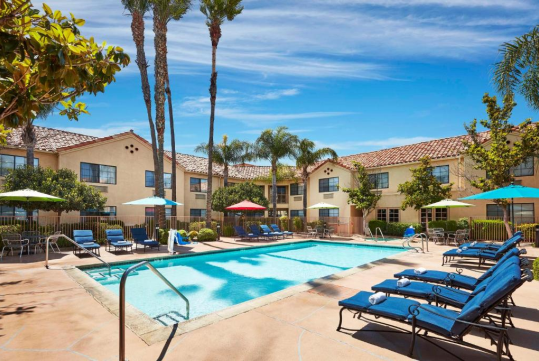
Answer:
[233,226,259,241]
[249,224,275,240]
[459,231,522,250]
[73,230,101,256]
[337,263,531,360]
[270,224,293,238]
[394,248,526,290]
[260,224,285,239]
[442,232,522,267]
[176,231,191,245]
[105,229,133,253]
[131,228,160,252]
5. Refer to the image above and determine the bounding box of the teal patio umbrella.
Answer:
[459,184,539,232]
[123,196,183,206]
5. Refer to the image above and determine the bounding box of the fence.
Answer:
[469,217,538,243]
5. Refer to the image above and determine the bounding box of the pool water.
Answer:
[83,241,404,325]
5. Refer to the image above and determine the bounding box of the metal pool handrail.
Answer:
[119,260,190,361]
[402,233,428,253]
[375,227,385,240]
[44,233,112,275]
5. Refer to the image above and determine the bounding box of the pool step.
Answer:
[87,268,138,283]
[154,311,186,325]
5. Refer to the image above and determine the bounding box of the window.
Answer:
[80,206,117,217]
[190,209,207,217]
[0,154,39,176]
[268,209,288,217]
[190,177,207,192]
[435,208,447,220]
[269,186,287,203]
[388,209,400,223]
[80,162,116,184]
[487,203,534,224]
[0,206,37,218]
[290,183,304,196]
[420,209,433,226]
[145,170,172,189]
[432,165,450,184]
[226,182,236,187]
[290,210,304,217]
[376,209,387,221]
[319,209,339,217]
[319,177,339,192]
[145,207,172,217]
[368,172,389,189]
[512,156,534,177]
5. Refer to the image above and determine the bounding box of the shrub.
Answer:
[0,224,22,234]
[428,220,458,231]
[386,222,422,236]
[368,220,387,233]
[293,216,303,232]
[179,230,188,238]
[533,258,539,281]
[222,225,235,237]
[245,220,261,230]
[309,220,324,228]
[517,223,538,242]
[279,216,289,231]
[189,221,217,232]
[198,228,217,242]
[188,230,198,240]
[457,218,469,230]
[158,229,169,244]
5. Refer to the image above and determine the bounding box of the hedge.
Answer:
[198,228,217,241]
[222,225,235,237]
[368,220,387,233]
[533,258,539,281]
[386,222,422,236]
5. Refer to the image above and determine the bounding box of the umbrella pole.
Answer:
[511,198,515,235]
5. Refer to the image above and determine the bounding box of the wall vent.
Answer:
[195,194,206,200]
[293,196,302,202]
[323,193,334,199]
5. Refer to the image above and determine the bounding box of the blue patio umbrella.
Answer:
[123,196,183,206]
[459,184,539,232]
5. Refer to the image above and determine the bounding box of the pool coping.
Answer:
[66,240,413,346]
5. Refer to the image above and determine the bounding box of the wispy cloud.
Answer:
[254,88,300,100]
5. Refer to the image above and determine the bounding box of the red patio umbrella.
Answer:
[226,200,267,211]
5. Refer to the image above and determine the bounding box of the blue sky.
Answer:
[37,0,539,162]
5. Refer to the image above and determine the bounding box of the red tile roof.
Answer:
[6,126,97,152]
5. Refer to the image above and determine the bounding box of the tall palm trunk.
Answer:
[153,13,168,229]
[22,122,36,220]
[165,74,177,218]
[206,21,221,227]
[223,163,228,187]
[302,171,308,221]
[130,10,160,227]
[271,161,277,222]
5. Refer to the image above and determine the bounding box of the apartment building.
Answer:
[1,126,537,233]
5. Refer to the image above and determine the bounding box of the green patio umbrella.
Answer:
[459,184,539,232]
[422,199,474,226]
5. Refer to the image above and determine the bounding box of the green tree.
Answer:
[342,161,381,236]
[2,167,107,217]
[121,0,160,215]
[493,26,539,110]
[195,134,248,186]
[200,0,244,227]
[463,93,539,236]
[211,182,269,213]
[398,156,453,214]
[254,126,299,220]
[295,138,338,217]
[0,1,130,131]
[152,0,191,227]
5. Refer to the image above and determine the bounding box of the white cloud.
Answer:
[56,121,149,138]
[254,89,300,100]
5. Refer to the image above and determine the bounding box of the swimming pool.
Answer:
[82,241,405,325]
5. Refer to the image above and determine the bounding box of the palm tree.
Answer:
[493,26,539,109]
[152,0,190,227]
[295,139,338,218]
[254,126,299,221]
[200,0,244,227]
[195,134,246,186]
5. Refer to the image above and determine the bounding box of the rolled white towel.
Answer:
[461,246,468,251]
[397,278,411,287]
[368,292,387,305]
[414,268,427,275]
[471,241,477,246]
[456,248,463,254]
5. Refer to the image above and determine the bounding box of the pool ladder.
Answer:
[119,261,190,361]
[402,233,428,253]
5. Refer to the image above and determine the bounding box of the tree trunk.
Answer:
[362,209,368,236]
[272,161,277,222]
[165,75,177,218]
[206,22,221,228]
[22,123,36,220]
[153,13,167,230]
[302,171,308,219]
[502,204,513,237]
[224,163,228,187]
[130,11,160,229]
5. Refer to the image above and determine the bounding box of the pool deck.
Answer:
[1,236,538,360]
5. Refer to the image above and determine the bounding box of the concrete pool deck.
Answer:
[1,236,538,360]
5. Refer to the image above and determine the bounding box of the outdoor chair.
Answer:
[403,227,416,238]
[105,229,133,253]
[447,229,469,246]
[249,224,275,240]
[427,228,445,245]
[306,226,318,237]
[442,232,523,267]
[260,224,285,239]
[22,230,45,254]
[315,225,325,238]
[337,262,531,360]
[459,231,522,250]
[131,227,160,252]
[1,233,30,261]
[233,226,259,241]
[175,231,191,245]
[394,247,526,291]
[73,230,101,256]
[270,224,293,238]
[324,227,334,238]
[42,231,62,253]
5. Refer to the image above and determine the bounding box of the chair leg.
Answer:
[409,317,417,357]
[337,307,345,331]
